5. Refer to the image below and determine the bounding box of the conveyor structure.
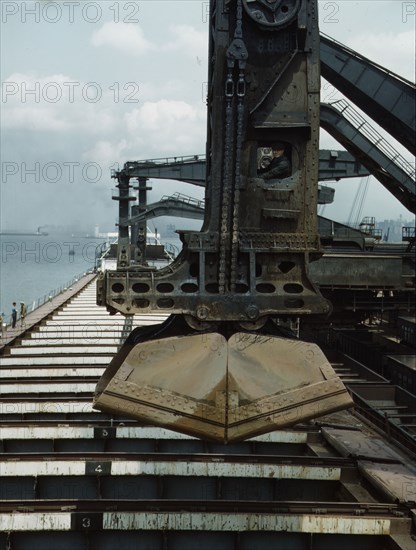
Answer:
[320,33,415,154]
[320,100,415,213]
[125,190,335,227]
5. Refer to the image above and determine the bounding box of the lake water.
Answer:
[0,233,182,320]
[0,234,102,317]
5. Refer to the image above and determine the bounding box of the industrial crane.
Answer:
[94,0,414,442]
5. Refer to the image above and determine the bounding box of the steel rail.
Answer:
[0,499,410,517]
[0,452,361,467]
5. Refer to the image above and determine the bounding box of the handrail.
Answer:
[30,270,93,312]
[320,33,415,88]
[328,99,415,181]
[1,270,93,327]
[160,192,205,208]
[123,154,205,169]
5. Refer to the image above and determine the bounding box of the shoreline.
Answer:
[0,232,48,236]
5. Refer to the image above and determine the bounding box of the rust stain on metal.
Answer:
[94,333,353,443]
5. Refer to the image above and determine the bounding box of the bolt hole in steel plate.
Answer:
[94,333,352,442]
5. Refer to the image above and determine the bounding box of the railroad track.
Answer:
[0,277,415,549]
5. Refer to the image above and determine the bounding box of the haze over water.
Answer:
[0,233,101,317]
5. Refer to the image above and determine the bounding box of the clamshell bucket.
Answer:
[94,332,353,443]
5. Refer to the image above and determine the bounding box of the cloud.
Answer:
[162,25,208,58]
[123,99,206,156]
[91,21,154,56]
[82,139,128,171]
[128,99,198,130]
[90,22,207,61]
[2,73,120,135]
[347,30,415,81]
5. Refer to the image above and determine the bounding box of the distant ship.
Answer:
[0,226,48,237]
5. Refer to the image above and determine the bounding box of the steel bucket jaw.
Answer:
[94,333,353,443]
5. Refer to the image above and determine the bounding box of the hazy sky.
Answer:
[1,0,415,232]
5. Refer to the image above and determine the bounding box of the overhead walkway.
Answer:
[120,155,206,186]
[320,33,416,153]
[321,100,416,213]
[126,193,205,227]
[117,150,370,186]
[125,188,336,226]
[317,149,370,181]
